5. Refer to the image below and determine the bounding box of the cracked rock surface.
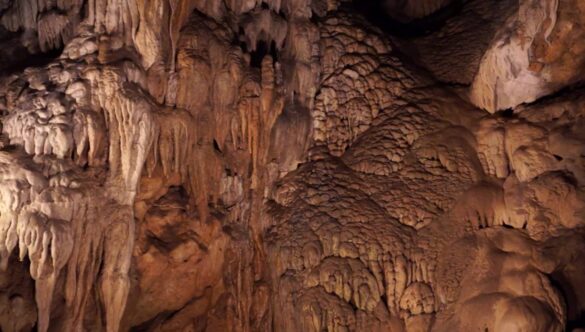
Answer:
[0,0,584,331]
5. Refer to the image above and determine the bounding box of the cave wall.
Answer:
[0,0,583,331]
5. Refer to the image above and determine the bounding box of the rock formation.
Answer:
[0,0,583,331]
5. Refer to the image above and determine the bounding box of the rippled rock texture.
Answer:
[0,0,583,331]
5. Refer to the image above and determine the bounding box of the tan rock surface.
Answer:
[0,0,583,331]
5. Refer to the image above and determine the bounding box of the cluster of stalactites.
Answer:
[0,0,84,52]
[0,151,74,332]
[0,29,157,329]
[196,0,341,19]
[82,66,156,202]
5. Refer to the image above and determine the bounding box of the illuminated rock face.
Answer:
[0,1,583,331]
[469,0,585,112]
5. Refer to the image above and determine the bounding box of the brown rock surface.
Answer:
[0,0,583,331]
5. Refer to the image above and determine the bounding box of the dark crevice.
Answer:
[130,311,172,332]
[249,40,279,68]
[347,298,359,312]
[0,46,63,76]
[349,0,467,38]
[239,40,248,53]
[213,139,223,154]
[270,40,279,61]
[499,108,515,118]
[549,271,585,330]
[518,81,585,108]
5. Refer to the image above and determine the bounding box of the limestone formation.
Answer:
[0,0,583,331]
